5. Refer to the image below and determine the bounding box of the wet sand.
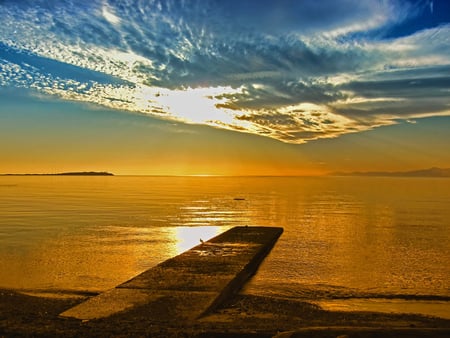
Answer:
[1,289,449,337]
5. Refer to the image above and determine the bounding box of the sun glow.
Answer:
[132,85,249,127]
[157,87,235,124]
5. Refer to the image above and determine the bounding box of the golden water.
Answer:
[1,176,449,317]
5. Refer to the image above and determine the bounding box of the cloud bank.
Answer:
[1,0,449,143]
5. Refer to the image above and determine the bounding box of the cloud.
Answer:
[213,0,412,37]
[230,103,360,143]
[0,0,449,144]
[102,1,121,25]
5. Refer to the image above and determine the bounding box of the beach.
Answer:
[1,288,449,337]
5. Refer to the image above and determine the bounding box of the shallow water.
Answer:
[0,176,449,317]
[313,299,450,320]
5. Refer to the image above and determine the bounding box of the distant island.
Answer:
[0,171,114,176]
[329,167,450,178]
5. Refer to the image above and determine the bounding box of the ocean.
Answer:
[0,176,449,318]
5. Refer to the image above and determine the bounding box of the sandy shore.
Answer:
[1,289,449,337]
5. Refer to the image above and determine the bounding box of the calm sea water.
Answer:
[1,176,449,317]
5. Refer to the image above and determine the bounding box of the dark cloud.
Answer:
[341,75,450,99]
[215,80,346,110]
[212,0,412,36]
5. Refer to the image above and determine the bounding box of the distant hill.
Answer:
[56,171,114,176]
[0,171,114,176]
[329,167,450,178]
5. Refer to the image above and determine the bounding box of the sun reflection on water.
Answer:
[168,226,228,256]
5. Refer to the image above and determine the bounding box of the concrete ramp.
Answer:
[60,226,283,321]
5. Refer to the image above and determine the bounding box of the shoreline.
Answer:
[1,288,449,337]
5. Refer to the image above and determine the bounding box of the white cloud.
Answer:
[102,1,121,25]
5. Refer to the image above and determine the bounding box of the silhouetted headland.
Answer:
[0,171,114,176]
[329,167,450,178]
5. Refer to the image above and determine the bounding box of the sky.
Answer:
[1,0,449,175]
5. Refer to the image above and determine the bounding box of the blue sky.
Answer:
[1,0,449,174]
